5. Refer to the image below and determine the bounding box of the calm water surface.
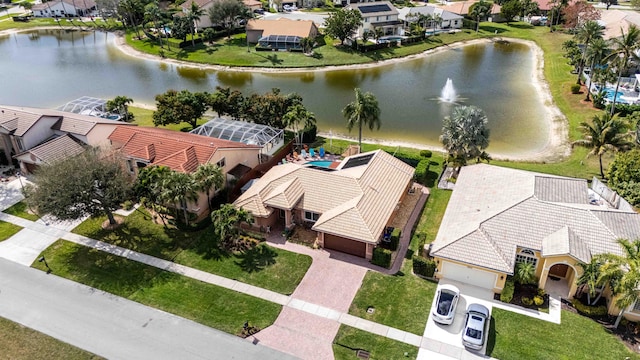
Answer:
[0,29,549,156]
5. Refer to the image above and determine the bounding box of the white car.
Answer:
[462,303,490,351]
[431,284,460,325]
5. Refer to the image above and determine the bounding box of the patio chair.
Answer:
[309,148,316,158]
[319,147,325,158]
[301,149,308,158]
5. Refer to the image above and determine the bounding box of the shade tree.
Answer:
[153,89,210,129]
[324,8,363,45]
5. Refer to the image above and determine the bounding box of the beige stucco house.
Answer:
[348,1,403,39]
[234,150,414,259]
[430,164,640,318]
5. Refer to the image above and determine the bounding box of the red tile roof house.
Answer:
[234,150,415,259]
[0,105,135,174]
[108,126,262,221]
[181,0,262,31]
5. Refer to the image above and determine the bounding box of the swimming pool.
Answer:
[307,160,333,168]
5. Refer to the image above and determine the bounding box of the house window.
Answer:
[515,248,538,267]
[364,17,368,22]
[386,15,389,20]
[16,138,24,151]
[126,160,135,174]
[633,300,640,313]
[216,158,226,168]
[304,211,320,222]
[279,209,285,219]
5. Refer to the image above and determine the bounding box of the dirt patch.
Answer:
[389,185,421,230]
[101,216,124,230]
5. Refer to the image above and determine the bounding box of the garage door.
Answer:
[441,261,497,289]
[324,234,366,258]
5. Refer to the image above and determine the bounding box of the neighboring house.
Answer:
[181,0,259,31]
[246,18,319,49]
[599,10,640,40]
[32,0,96,17]
[397,5,463,34]
[430,164,640,319]
[332,0,372,7]
[234,150,414,259]
[108,126,262,220]
[0,105,133,174]
[532,0,576,16]
[191,118,285,157]
[434,0,502,22]
[348,1,403,38]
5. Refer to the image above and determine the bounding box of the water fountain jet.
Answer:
[440,78,458,103]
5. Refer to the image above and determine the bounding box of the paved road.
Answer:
[0,258,298,360]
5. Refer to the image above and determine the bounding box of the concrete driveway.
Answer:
[420,279,494,360]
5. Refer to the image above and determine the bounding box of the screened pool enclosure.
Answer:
[191,118,284,156]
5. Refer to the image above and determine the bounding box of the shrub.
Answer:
[514,262,537,285]
[537,288,546,297]
[500,278,515,303]
[533,295,544,306]
[571,298,608,317]
[522,297,533,306]
[389,228,401,251]
[372,247,392,268]
[414,159,431,185]
[608,103,640,117]
[419,150,433,158]
[413,256,436,277]
[571,84,581,94]
[122,200,134,211]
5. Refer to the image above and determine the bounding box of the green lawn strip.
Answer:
[0,315,103,360]
[348,269,436,335]
[333,324,418,360]
[488,308,640,360]
[72,210,311,294]
[413,186,452,249]
[32,240,281,334]
[0,220,23,242]
[3,201,40,221]
[128,106,210,131]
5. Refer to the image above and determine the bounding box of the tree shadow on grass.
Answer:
[235,245,277,273]
[254,53,284,66]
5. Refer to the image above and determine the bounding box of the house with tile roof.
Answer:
[32,0,96,18]
[0,105,134,174]
[181,0,261,31]
[348,1,403,39]
[109,126,262,220]
[434,0,502,22]
[234,150,415,259]
[397,5,463,33]
[246,18,319,47]
[430,164,640,318]
[599,10,640,40]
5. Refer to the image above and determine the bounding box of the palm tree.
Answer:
[575,20,604,85]
[106,96,134,122]
[572,113,632,178]
[342,88,381,150]
[144,2,163,48]
[283,104,316,146]
[605,25,640,116]
[161,171,198,225]
[211,204,254,250]
[440,105,491,165]
[187,2,205,47]
[577,258,606,305]
[431,13,442,34]
[584,37,610,102]
[598,239,640,328]
[469,0,491,33]
[514,262,536,285]
[193,163,224,214]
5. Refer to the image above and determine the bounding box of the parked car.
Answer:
[461,303,490,351]
[431,284,460,325]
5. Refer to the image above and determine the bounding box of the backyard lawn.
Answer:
[3,201,40,221]
[0,220,22,241]
[72,210,311,295]
[488,308,640,360]
[0,315,102,360]
[32,240,282,334]
[333,325,418,360]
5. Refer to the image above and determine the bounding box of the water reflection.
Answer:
[176,66,209,84]
[216,71,253,87]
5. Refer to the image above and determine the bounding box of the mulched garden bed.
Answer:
[493,283,549,312]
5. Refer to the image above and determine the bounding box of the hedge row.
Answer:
[571,298,608,317]
[413,256,436,277]
[389,228,401,251]
[372,247,392,268]
[500,278,515,303]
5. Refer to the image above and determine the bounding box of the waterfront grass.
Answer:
[0,315,103,360]
[333,325,418,360]
[32,239,282,334]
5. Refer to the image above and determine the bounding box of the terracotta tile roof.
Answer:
[24,134,86,164]
[32,0,96,11]
[181,0,214,10]
[234,150,414,244]
[435,0,501,15]
[246,18,318,38]
[432,164,640,274]
[109,126,257,173]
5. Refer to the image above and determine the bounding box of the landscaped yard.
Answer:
[32,240,282,334]
[0,315,103,360]
[0,220,22,241]
[333,325,418,360]
[487,308,640,360]
[3,201,40,221]
[72,210,311,295]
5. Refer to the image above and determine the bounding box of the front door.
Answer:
[549,264,569,278]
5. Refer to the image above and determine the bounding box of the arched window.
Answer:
[515,248,538,267]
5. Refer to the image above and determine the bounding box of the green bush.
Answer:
[372,247,392,268]
[571,299,608,317]
[571,84,581,94]
[389,228,401,251]
[419,150,432,158]
[522,297,533,306]
[537,288,546,297]
[533,295,544,306]
[122,200,134,211]
[413,256,436,277]
[414,159,431,185]
[500,278,515,303]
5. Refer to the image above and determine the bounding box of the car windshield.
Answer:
[436,291,455,315]
[465,327,482,340]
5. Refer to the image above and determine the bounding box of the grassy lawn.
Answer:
[3,202,40,221]
[488,308,640,360]
[333,325,418,360]
[32,240,282,334]
[72,210,311,295]
[128,106,210,132]
[0,316,102,360]
[0,220,22,242]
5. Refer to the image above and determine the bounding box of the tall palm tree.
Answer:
[187,2,205,47]
[283,104,316,146]
[440,105,491,165]
[144,2,163,48]
[575,20,604,85]
[342,88,381,150]
[106,96,134,122]
[161,171,198,225]
[431,13,442,34]
[577,258,606,305]
[193,163,224,214]
[469,0,491,33]
[598,239,640,328]
[211,204,254,250]
[572,112,632,178]
[584,37,610,101]
[605,25,640,116]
